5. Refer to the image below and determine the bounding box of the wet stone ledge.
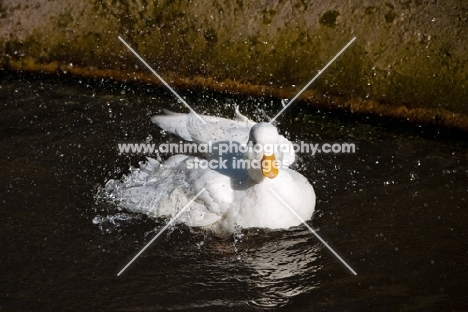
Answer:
[1,0,467,131]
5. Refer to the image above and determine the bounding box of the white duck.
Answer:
[104,107,316,236]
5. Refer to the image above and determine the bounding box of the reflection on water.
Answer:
[92,209,322,309]
[1,72,467,311]
[239,228,321,308]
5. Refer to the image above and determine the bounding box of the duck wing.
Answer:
[104,155,236,228]
[152,107,295,165]
[151,107,254,144]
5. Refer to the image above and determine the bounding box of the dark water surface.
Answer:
[1,72,467,311]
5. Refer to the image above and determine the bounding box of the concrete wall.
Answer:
[1,0,467,129]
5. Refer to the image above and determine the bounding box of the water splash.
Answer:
[92,212,139,234]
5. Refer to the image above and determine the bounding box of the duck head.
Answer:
[244,122,282,183]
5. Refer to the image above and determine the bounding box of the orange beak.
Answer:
[261,154,279,179]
